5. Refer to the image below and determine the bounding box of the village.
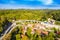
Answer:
[0,18,60,40]
[13,18,60,40]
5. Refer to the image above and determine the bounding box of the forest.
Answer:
[0,9,60,40]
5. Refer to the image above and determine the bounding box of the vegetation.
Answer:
[8,24,60,40]
[0,9,60,40]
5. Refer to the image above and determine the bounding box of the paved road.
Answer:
[0,22,16,40]
[41,22,60,29]
[0,20,60,40]
[0,20,40,40]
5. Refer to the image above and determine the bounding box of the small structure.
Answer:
[12,20,15,23]
[48,18,55,24]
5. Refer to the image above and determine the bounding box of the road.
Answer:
[0,20,60,40]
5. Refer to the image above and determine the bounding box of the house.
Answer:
[48,18,55,24]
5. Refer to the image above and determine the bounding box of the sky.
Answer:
[0,0,60,9]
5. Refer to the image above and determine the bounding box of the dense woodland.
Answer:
[0,9,60,40]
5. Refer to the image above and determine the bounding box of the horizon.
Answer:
[0,0,60,9]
